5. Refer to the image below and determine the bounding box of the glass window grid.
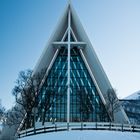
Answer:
[36,47,110,123]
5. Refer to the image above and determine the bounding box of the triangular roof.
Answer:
[33,2,129,124]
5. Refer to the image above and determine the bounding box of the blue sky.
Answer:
[0,0,140,109]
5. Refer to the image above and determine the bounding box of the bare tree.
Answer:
[77,88,94,122]
[5,106,25,127]
[0,100,5,135]
[0,100,5,124]
[105,88,120,122]
[12,69,45,129]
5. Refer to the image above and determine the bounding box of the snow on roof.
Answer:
[125,91,140,100]
[20,130,140,140]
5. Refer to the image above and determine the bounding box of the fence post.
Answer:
[132,125,135,132]
[95,122,97,130]
[67,123,69,131]
[55,124,57,131]
[44,125,45,133]
[26,129,27,136]
[121,124,123,132]
[34,127,36,134]
[81,122,83,130]
[34,122,36,134]
[109,122,111,130]
[18,133,20,138]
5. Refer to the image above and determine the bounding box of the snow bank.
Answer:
[20,130,140,140]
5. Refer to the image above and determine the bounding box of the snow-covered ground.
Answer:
[125,91,140,100]
[20,130,140,140]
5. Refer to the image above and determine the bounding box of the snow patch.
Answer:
[19,130,140,140]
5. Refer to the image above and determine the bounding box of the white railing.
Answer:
[17,122,140,138]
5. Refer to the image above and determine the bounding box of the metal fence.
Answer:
[18,122,140,138]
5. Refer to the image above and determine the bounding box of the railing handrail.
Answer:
[17,122,140,138]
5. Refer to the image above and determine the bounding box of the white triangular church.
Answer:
[30,2,129,126]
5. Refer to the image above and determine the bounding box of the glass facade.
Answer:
[70,48,110,122]
[37,47,68,123]
[37,47,110,123]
